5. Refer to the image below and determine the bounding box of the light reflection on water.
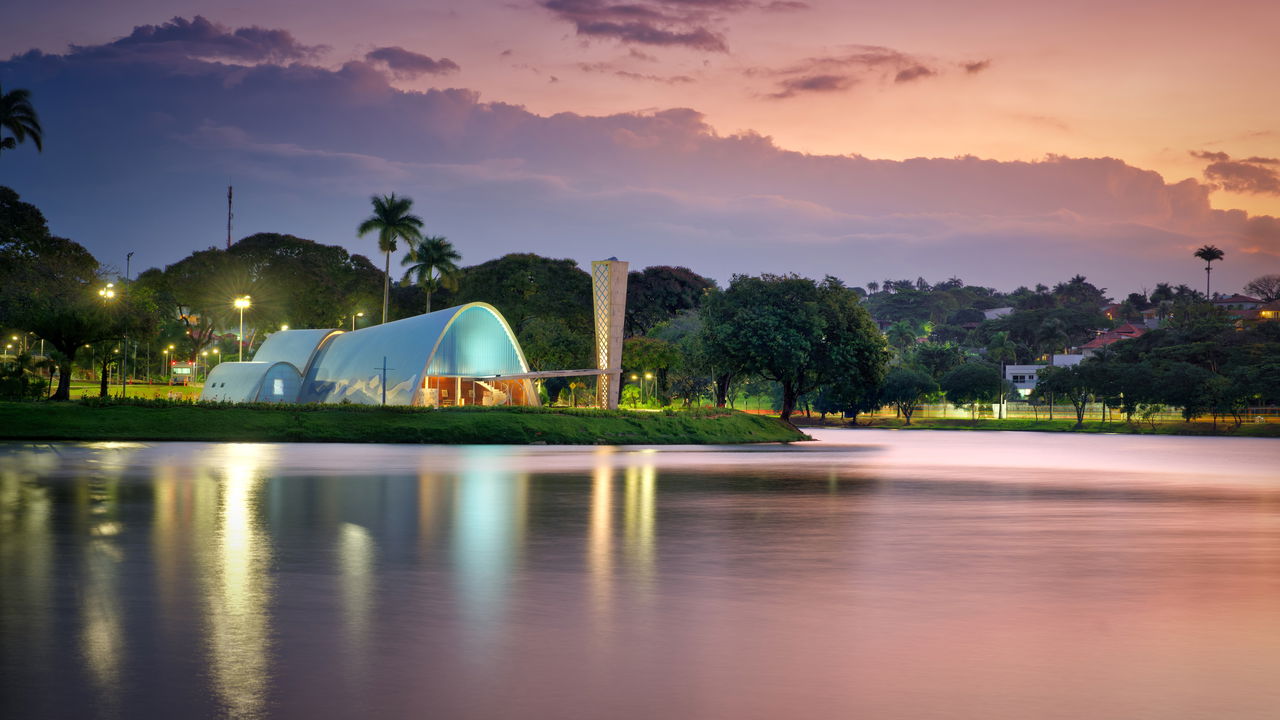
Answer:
[1,430,1279,719]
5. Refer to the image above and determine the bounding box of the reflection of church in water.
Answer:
[201,259,629,409]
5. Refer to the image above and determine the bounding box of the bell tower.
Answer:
[591,258,629,409]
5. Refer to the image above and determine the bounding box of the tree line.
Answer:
[4,182,1278,425]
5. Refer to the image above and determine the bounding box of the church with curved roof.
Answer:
[201,302,537,407]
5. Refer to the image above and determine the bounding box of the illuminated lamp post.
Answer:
[351,311,364,331]
[234,296,251,361]
[97,284,119,393]
[644,371,654,406]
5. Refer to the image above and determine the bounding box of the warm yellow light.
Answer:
[163,350,169,355]
[168,344,175,349]
[644,372,653,380]
[280,324,289,331]
[202,351,209,357]
[630,374,638,381]
[356,311,364,317]
[234,296,251,309]
[213,348,220,354]
[98,284,116,299]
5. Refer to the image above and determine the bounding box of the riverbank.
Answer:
[792,416,1280,437]
[0,401,807,445]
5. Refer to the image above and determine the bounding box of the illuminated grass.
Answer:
[808,417,1280,438]
[0,401,808,445]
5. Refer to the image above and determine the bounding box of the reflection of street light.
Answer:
[233,296,251,361]
[351,311,364,332]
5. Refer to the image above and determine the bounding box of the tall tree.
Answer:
[1193,244,1225,298]
[0,85,43,157]
[702,274,888,423]
[881,366,938,426]
[624,265,715,337]
[940,362,1003,421]
[400,236,460,313]
[1033,365,1092,428]
[1243,274,1280,303]
[357,193,424,324]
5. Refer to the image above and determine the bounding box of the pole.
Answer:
[121,251,133,398]
[374,357,395,406]
[239,305,245,362]
[227,185,234,250]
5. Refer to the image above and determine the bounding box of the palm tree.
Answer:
[1036,317,1070,357]
[0,84,43,156]
[885,320,919,355]
[357,194,424,324]
[1193,244,1225,298]
[401,236,461,313]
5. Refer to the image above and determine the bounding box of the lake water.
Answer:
[2,430,1278,719]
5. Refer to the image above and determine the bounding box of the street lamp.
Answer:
[644,371,654,405]
[351,311,364,331]
[97,283,115,300]
[233,296,251,361]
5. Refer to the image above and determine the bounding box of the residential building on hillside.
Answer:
[1212,294,1261,310]
[1079,323,1146,356]
[1005,354,1085,397]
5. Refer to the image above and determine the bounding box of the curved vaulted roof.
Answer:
[200,361,303,404]
[298,303,531,406]
[253,328,343,375]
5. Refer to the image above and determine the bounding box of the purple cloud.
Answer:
[894,64,935,83]
[768,74,857,99]
[365,46,460,79]
[756,45,940,98]
[962,60,990,74]
[1193,151,1280,195]
[541,0,748,51]
[1190,150,1229,162]
[71,16,322,64]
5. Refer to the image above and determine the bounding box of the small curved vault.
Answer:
[200,361,303,404]
[200,303,537,407]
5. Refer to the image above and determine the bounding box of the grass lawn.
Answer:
[0,401,808,445]
[796,416,1280,438]
[65,381,204,401]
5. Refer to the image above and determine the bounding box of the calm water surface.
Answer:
[2,430,1279,719]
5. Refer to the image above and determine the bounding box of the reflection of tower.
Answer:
[592,258,629,409]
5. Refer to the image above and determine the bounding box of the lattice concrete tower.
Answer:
[592,258,629,409]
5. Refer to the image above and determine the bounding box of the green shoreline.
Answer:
[0,401,808,445]
[792,416,1280,438]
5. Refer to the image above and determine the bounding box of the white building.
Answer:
[1004,354,1085,397]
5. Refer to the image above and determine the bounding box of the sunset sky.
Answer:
[3,0,1278,295]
